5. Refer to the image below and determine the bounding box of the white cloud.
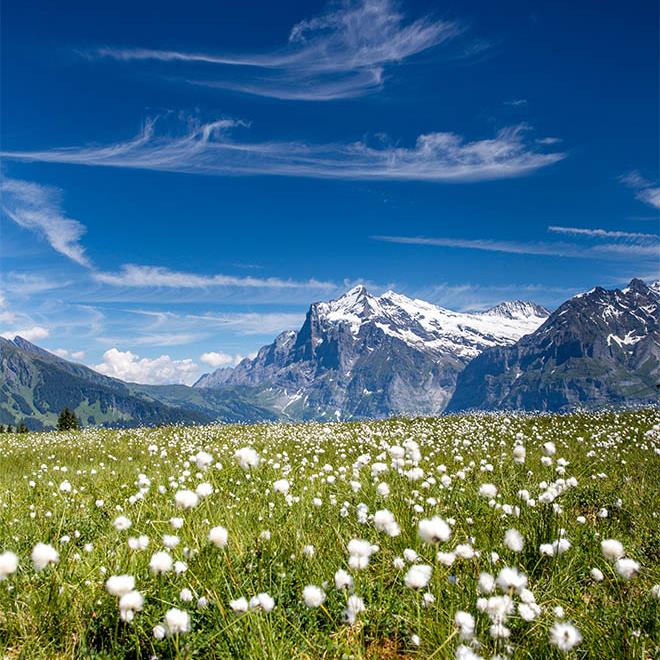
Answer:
[90,0,464,100]
[0,326,50,342]
[0,176,91,267]
[413,282,574,312]
[2,118,565,183]
[620,171,660,210]
[373,232,659,260]
[200,351,245,368]
[52,348,86,361]
[92,348,199,385]
[187,312,305,335]
[92,263,334,289]
[373,234,582,257]
[548,225,658,240]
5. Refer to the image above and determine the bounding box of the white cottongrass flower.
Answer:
[454,611,475,640]
[540,539,571,557]
[455,644,483,660]
[347,538,376,570]
[254,592,275,612]
[373,509,400,537]
[119,591,144,623]
[163,534,180,549]
[303,544,315,558]
[455,544,475,560]
[543,442,557,456]
[209,526,228,548]
[164,608,190,636]
[334,568,354,590]
[549,621,582,652]
[478,572,495,594]
[230,597,249,613]
[273,479,290,494]
[0,551,18,580]
[194,451,213,469]
[302,585,326,608]
[196,482,214,498]
[504,529,524,552]
[404,564,432,590]
[403,548,418,563]
[496,567,527,593]
[106,575,135,597]
[113,515,132,531]
[615,557,640,580]
[180,588,193,603]
[422,592,435,608]
[479,483,498,498]
[513,445,526,464]
[601,539,624,561]
[590,567,604,582]
[149,551,173,575]
[344,595,365,625]
[175,489,199,509]
[418,516,451,544]
[436,551,456,566]
[234,447,260,470]
[376,482,390,497]
[518,602,541,621]
[128,535,150,551]
[31,543,59,571]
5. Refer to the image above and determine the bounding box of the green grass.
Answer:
[0,409,658,658]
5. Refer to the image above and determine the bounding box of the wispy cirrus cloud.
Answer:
[1,176,91,267]
[373,234,582,257]
[1,117,565,182]
[93,263,334,290]
[620,171,660,210]
[0,175,336,294]
[90,0,464,101]
[186,311,306,336]
[374,224,659,260]
[547,225,658,240]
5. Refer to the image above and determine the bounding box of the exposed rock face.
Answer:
[196,286,549,419]
[446,279,660,413]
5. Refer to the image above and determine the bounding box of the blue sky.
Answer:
[1,0,658,384]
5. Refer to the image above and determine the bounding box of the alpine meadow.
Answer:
[0,410,659,658]
[1,0,659,658]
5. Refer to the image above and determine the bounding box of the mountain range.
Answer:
[194,286,550,419]
[0,336,277,430]
[0,279,657,429]
[446,278,659,412]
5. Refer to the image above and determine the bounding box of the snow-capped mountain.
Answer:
[447,278,660,413]
[195,285,549,419]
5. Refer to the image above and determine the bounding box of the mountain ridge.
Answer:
[194,286,550,418]
[446,278,659,412]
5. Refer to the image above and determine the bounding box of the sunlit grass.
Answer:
[0,410,658,658]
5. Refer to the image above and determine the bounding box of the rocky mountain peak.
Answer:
[481,300,550,320]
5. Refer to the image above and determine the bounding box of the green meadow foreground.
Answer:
[0,412,659,659]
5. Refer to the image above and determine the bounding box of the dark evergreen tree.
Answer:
[57,408,80,431]
[17,422,29,433]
